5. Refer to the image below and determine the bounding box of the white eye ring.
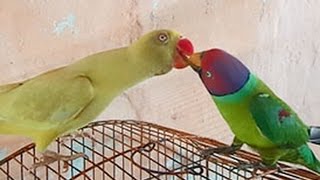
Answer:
[206,71,212,78]
[158,33,168,42]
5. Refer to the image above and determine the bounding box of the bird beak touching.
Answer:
[186,52,202,72]
[173,38,194,69]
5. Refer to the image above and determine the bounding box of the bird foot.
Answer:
[29,150,88,173]
[59,130,94,145]
[231,161,271,179]
[231,162,295,179]
[253,166,296,179]
[200,146,237,158]
[231,161,268,171]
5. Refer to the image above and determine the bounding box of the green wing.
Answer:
[249,93,309,148]
[0,70,94,131]
[0,82,23,93]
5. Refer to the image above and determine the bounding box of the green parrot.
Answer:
[0,29,194,168]
[187,48,320,174]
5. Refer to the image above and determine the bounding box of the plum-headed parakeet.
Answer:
[187,49,320,174]
[0,29,194,168]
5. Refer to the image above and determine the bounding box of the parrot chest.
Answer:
[211,74,276,148]
[215,99,275,148]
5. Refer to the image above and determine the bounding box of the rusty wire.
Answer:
[0,119,319,180]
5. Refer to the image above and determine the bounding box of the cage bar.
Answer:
[0,120,319,179]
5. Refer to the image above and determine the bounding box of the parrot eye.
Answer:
[206,71,212,78]
[158,33,169,43]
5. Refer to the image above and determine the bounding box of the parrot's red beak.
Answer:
[173,38,194,69]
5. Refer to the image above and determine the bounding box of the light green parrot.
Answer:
[187,48,320,175]
[0,29,194,168]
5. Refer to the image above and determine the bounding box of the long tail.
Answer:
[298,145,320,174]
[281,144,320,174]
[309,126,320,145]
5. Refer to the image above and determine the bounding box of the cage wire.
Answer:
[0,120,319,180]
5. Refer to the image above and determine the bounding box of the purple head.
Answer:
[189,49,250,96]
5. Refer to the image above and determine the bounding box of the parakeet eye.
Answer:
[158,33,168,43]
[206,71,212,78]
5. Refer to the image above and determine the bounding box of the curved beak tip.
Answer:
[187,53,202,72]
[173,38,194,69]
[177,38,194,56]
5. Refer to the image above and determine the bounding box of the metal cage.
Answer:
[0,120,319,180]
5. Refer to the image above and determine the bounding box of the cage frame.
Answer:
[0,120,319,180]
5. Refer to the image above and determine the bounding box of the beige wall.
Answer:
[1,0,320,158]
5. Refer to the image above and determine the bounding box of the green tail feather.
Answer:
[281,144,320,173]
[298,145,320,173]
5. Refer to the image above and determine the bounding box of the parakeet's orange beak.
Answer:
[173,38,194,69]
[186,52,202,72]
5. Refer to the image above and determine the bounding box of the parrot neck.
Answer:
[213,73,258,103]
[70,47,155,90]
[127,46,170,78]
